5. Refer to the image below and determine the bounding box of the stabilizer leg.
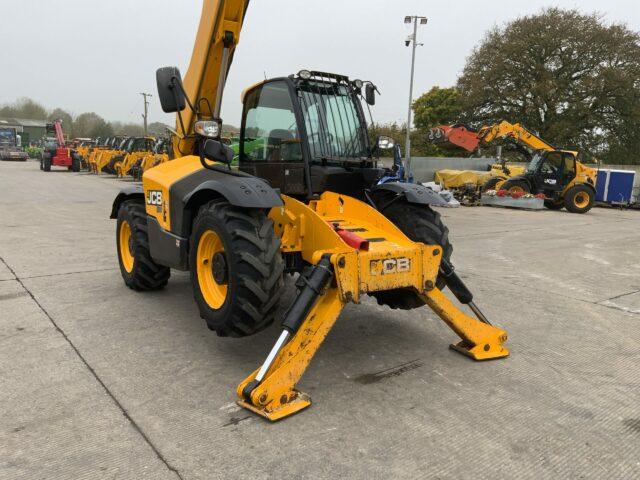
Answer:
[422,288,509,361]
[237,257,344,421]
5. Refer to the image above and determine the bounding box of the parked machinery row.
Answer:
[65,133,172,180]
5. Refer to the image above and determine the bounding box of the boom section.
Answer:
[174,0,249,158]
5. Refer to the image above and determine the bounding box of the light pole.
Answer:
[140,92,152,135]
[404,15,427,177]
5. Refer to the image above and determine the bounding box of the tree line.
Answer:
[0,98,170,139]
[3,9,639,163]
[383,8,640,165]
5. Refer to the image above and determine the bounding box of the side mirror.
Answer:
[203,139,234,165]
[365,83,376,106]
[156,66,186,113]
[376,135,395,150]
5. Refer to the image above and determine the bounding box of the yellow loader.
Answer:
[111,0,509,421]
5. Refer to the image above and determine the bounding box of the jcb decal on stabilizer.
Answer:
[370,257,411,276]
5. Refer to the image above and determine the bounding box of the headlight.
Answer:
[353,79,363,89]
[194,120,221,138]
[298,70,312,80]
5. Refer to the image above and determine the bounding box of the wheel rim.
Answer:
[508,185,525,194]
[574,191,589,208]
[119,221,134,273]
[197,230,228,309]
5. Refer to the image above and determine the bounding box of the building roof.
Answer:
[0,117,48,128]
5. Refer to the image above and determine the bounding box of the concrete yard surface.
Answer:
[1,160,639,479]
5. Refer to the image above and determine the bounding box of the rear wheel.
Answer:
[564,184,594,214]
[371,196,453,310]
[116,200,170,290]
[72,155,80,172]
[500,178,530,195]
[43,154,51,172]
[482,176,505,192]
[190,199,284,337]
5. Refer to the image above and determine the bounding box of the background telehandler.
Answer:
[432,121,598,213]
[111,0,509,421]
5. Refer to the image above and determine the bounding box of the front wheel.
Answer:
[499,178,530,195]
[116,200,170,290]
[564,184,594,214]
[371,196,453,310]
[190,199,284,337]
[482,176,505,192]
[43,155,51,172]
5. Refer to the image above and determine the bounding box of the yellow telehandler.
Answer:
[432,121,598,213]
[114,137,156,177]
[110,0,509,421]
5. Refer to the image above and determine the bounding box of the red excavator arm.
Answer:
[428,124,479,153]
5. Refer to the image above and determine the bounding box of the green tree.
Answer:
[74,112,113,138]
[412,87,463,130]
[48,108,75,138]
[0,97,48,120]
[148,122,171,137]
[369,122,448,158]
[457,8,640,163]
[111,121,145,136]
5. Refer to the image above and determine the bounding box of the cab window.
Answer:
[241,81,303,162]
[541,152,563,174]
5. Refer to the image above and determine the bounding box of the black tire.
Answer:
[371,197,453,310]
[482,176,505,192]
[564,184,594,214]
[500,178,530,194]
[39,157,43,170]
[106,156,120,175]
[71,155,80,172]
[544,199,564,210]
[116,200,170,290]
[190,199,284,337]
[43,155,51,172]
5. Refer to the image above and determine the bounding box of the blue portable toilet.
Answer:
[595,170,607,202]
[595,169,636,204]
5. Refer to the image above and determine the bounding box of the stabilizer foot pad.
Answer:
[237,391,311,422]
[450,341,510,361]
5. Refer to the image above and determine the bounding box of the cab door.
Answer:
[535,151,569,197]
[238,80,306,195]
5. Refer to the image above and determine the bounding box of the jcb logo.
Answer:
[146,190,163,206]
[370,257,411,276]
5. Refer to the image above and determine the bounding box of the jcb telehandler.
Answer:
[432,121,598,213]
[111,0,509,421]
[131,137,171,181]
[113,136,156,177]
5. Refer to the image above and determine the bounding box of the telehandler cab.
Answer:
[111,0,509,421]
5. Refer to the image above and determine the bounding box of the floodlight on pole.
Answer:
[403,15,428,180]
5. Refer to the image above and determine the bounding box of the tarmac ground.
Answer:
[1,160,639,479]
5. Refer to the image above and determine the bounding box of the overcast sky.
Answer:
[1,0,638,128]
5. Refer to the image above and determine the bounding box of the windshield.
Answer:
[527,152,544,173]
[298,80,368,161]
[0,129,16,146]
[130,138,150,151]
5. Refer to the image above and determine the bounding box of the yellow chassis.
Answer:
[236,192,509,421]
[115,151,151,177]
